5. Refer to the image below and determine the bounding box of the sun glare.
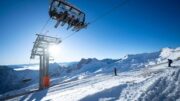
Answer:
[48,45,60,58]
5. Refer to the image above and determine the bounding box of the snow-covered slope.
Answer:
[119,61,180,101]
[0,66,21,94]
[138,68,180,101]
[0,66,38,94]
[4,60,180,101]
[0,47,180,100]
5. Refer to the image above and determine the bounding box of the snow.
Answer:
[5,60,180,101]
[138,69,180,101]
[160,47,174,59]
[159,47,180,62]
[6,71,145,101]
[1,47,180,101]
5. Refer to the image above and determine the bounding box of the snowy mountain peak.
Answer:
[79,58,98,64]
[159,47,180,60]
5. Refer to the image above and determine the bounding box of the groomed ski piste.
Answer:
[1,47,180,101]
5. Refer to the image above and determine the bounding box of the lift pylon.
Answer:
[30,34,61,89]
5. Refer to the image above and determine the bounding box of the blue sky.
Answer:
[0,0,180,65]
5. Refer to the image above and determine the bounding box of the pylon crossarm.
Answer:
[30,34,61,59]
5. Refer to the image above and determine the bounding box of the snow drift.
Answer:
[138,67,180,101]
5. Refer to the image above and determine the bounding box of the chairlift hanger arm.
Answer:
[57,0,82,13]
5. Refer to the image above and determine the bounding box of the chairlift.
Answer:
[49,0,88,31]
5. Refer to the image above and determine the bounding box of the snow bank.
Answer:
[138,67,180,101]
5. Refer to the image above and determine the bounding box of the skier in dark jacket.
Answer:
[168,59,173,67]
[114,68,117,76]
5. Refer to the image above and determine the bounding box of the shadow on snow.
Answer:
[19,89,48,101]
[80,84,127,101]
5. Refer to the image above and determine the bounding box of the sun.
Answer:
[48,45,60,58]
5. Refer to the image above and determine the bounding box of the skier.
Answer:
[168,59,173,67]
[55,11,68,28]
[114,68,117,76]
[49,8,57,18]
[67,15,75,29]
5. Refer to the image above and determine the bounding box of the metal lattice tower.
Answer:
[30,34,61,89]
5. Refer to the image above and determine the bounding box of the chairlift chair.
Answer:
[49,0,88,31]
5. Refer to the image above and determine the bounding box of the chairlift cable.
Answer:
[62,31,77,41]
[39,18,51,35]
[62,0,129,41]
[90,0,129,24]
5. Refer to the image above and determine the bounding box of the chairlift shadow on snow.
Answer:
[79,84,127,101]
[19,89,48,101]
